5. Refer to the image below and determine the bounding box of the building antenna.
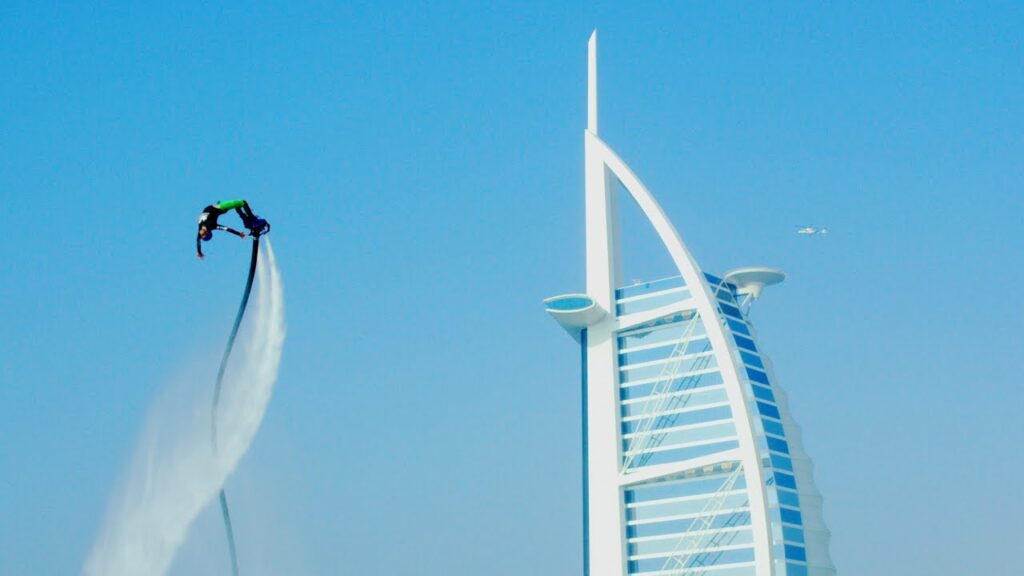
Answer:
[588,30,598,134]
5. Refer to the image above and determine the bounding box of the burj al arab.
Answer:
[546,32,836,576]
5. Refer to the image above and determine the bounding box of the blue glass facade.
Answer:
[610,273,811,575]
[623,462,754,575]
[615,276,692,315]
[708,274,810,576]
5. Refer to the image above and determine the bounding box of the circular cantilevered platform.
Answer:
[544,293,607,341]
[722,267,785,300]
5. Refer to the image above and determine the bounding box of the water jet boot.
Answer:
[248,218,270,237]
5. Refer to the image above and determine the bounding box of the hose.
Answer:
[210,236,262,576]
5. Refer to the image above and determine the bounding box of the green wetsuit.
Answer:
[217,199,247,211]
[197,199,257,257]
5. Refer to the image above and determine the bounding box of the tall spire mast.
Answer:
[588,30,598,134]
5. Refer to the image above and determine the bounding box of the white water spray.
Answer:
[84,240,285,576]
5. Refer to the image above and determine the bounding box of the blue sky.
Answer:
[2,2,1022,574]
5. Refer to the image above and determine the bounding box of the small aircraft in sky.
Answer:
[795,225,828,236]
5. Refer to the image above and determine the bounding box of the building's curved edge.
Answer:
[586,129,776,576]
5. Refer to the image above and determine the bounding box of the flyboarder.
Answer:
[196,199,269,259]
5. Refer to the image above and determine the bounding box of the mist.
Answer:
[83,240,285,576]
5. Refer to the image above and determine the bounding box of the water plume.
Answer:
[84,239,285,576]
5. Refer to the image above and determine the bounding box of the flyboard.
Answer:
[210,218,270,576]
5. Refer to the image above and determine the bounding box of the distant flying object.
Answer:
[796,225,828,236]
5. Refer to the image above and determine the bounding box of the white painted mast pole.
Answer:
[588,30,598,134]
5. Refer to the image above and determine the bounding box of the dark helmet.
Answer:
[201,230,213,241]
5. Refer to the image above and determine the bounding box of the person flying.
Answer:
[196,199,268,259]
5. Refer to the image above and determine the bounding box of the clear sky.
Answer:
[2,2,1022,575]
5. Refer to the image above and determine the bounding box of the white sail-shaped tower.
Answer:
[546,32,836,576]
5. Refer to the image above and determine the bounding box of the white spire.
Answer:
[588,30,598,134]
